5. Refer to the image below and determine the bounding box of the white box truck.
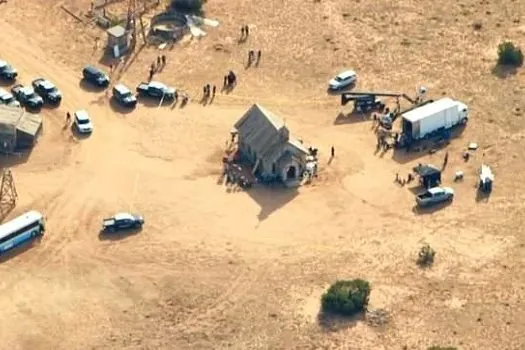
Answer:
[401,98,468,142]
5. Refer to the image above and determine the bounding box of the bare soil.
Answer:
[0,0,524,349]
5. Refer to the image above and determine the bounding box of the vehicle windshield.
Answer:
[120,91,132,98]
[44,86,56,92]
[77,118,90,125]
[335,76,344,82]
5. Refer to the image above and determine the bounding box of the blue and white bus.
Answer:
[0,210,45,254]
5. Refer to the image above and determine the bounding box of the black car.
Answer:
[112,84,137,108]
[82,65,110,88]
[102,212,145,233]
[32,78,62,104]
[11,84,44,109]
[0,60,17,81]
[136,81,176,100]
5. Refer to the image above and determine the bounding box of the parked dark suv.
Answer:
[0,60,17,81]
[82,65,110,88]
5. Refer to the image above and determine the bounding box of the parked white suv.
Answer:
[328,70,357,91]
[74,110,93,134]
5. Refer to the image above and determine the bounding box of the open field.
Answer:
[0,0,525,349]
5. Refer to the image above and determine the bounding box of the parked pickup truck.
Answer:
[102,212,145,232]
[416,187,454,207]
[136,81,176,100]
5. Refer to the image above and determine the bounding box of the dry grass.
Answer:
[0,0,524,349]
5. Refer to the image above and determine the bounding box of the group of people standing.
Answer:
[149,55,167,81]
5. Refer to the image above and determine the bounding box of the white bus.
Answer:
[0,211,45,254]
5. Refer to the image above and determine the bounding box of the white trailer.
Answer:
[401,98,468,141]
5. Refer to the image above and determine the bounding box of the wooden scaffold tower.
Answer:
[0,169,18,207]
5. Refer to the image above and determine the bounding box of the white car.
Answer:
[74,110,93,134]
[328,70,357,91]
[0,88,20,107]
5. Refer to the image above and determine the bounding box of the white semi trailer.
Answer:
[401,98,468,143]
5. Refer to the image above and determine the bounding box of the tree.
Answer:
[321,279,371,316]
[497,41,524,67]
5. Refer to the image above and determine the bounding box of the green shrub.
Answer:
[497,41,524,67]
[171,0,205,14]
[417,244,436,267]
[321,279,370,316]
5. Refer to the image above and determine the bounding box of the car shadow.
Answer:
[109,96,136,114]
[137,97,174,108]
[78,79,108,93]
[70,123,91,140]
[0,80,16,88]
[326,83,355,96]
[42,101,61,110]
[98,227,142,241]
[412,200,452,215]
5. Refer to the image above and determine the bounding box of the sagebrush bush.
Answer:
[497,41,524,67]
[417,244,436,267]
[321,279,370,316]
[171,0,205,14]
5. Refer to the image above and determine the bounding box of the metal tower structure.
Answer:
[0,169,18,206]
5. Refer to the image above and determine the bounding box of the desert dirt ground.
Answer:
[0,0,525,349]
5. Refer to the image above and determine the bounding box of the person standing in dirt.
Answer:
[241,26,245,39]
[245,25,249,36]
[248,50,254,65]
[161,55,166,66]
[157,56,161,69]
[149,68,154,81]
[212,85,216,97]
[443,151,449,168]
[331,146,335,158]
[257,50,261,64]
[206,84,211,97]
[66,112,71,124]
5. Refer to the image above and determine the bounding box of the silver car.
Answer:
[328,70,357,90]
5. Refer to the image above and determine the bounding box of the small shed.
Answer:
[234,104,310,187]
[16,113,42,149]
[413,163,441,189]
[0,105,24,153]
[106,25,130,57]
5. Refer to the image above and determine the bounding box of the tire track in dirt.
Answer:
[175,259,272,336]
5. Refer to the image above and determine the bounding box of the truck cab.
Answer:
[456,102,468,123]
